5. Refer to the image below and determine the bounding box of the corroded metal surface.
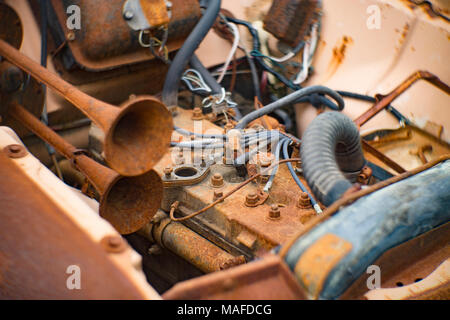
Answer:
[364,125,450,173]
[341,222,450,299]
[143,211,245,273]
[49,0,200,70]
[0,39,173,176]
[263,0,320,47]
[9,102,163,235]
[0,151,149,299]
[162,254,307,300]
[153,108,323,258]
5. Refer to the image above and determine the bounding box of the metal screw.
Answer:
[164,166,173,178]
[66,31,75,41]
[200,155,207,167]
[297,192,312,209]
[100,235,126,253]
[211,173,224,187]
[245,191,259,206]
[192,107,203,120]
[3,144,27,158]
[268,204,281,219]
[213,190,223,201]
[123,10,134,20]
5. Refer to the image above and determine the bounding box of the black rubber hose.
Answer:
[162,0,221,107]
[300,112,366,206]
[234,86,344,129]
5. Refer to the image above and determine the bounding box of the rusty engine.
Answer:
[0,0,449,301]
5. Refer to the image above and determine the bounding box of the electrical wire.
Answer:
[234,85,344,129]
[162,0,221,107]
[281,138,322,214]
[216,22,240,83]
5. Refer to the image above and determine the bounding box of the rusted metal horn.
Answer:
[0,38,173,177]
[8,102,163,234]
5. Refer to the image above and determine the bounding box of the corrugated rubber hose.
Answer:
[300,112,366,206]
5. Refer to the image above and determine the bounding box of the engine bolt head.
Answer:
[213,190,223,201]
[211,172,224,187]
[245,191,259,206]
[192,107,203,120]
[268,204,281,219]
[297,192,312,209]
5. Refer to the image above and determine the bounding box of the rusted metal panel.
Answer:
[162,254,307,300]
[49,0,201,71]
[263,0,320,47]
[0,151,152,299]
[341,222,450,299]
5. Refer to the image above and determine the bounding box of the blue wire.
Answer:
[281,138,321,213]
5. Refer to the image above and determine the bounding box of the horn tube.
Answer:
[0,39,173,177]
[8,102,163,234]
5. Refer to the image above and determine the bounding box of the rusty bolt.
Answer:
[200,155,207,167]
[66,31,76,41]
[297,192,312,209]
[245,191,259,206]
[211,173,224,187]
[192,107,203,120]
[164,166,173,178]
[213,190,223,201]
[3,144,27,158]
[100,235,127,253]
[268,204,281,219]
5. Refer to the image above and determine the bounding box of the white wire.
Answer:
[216,22,240,84]
[293,23,319,85]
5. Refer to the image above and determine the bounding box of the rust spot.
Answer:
[327,36,353,77]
